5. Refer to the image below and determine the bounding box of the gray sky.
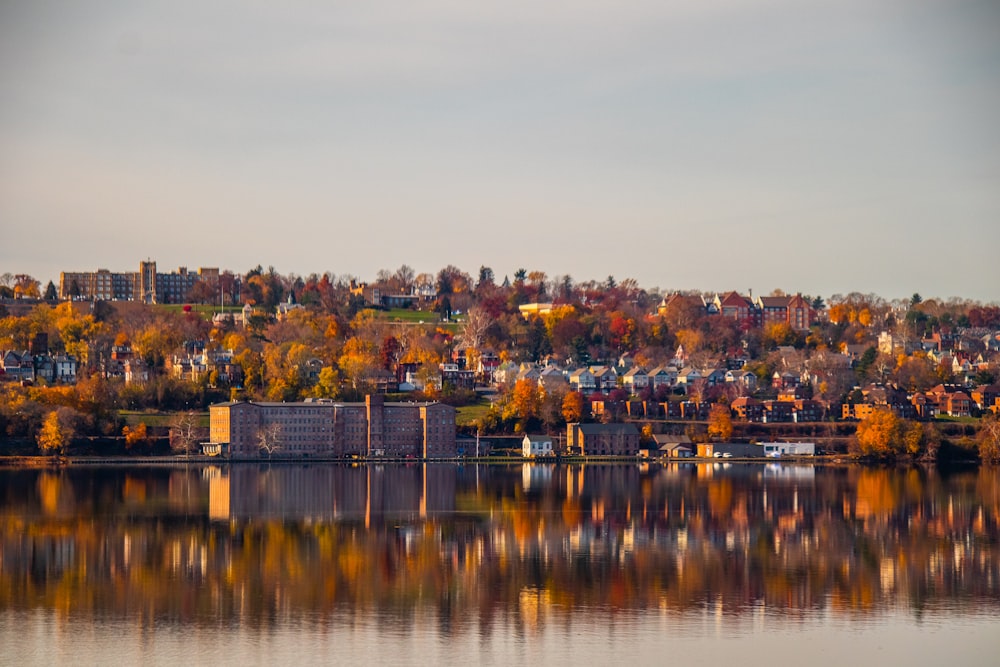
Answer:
[2,0,998,302]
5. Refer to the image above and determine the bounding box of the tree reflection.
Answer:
[0,463,997,632]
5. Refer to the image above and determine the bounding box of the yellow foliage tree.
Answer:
[37,408,75,456]
[707,404,733,441]
[123,422,148,449]
[854,408,905,457]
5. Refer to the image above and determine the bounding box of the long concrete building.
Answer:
[209,395,457,459]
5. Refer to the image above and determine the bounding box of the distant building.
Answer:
[209,394,456,459]
[59,260,221,304]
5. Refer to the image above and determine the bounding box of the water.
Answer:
[1,462,998,665]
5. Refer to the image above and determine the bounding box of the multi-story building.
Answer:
[209,394,457,459]
[566,423,640,456]
[59,261,220,304]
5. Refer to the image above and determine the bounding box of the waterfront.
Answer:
[1,462,998,665]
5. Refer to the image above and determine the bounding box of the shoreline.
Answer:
[0,454,956,468]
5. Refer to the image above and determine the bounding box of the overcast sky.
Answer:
[1,0,998,302]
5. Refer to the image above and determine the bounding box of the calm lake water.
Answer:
[1,462,998,666]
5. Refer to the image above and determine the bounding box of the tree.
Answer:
[257,423,283,459]
[122,423,148,450]
[37,408,76,456]
[853,408,907,458]
[44,281,58,301]
[707,404,733,441]
[979,413,1000,464]
[169,412,200,457]
[562,391,585,423]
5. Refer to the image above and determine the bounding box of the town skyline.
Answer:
[2,0,999,303]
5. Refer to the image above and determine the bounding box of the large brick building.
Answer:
[209,395,457,459]
[566,423,640,456]
[59,260,219,303]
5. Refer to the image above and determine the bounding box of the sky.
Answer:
[1,0,998,303]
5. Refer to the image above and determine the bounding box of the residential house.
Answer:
[522,434,555,458]
[726,369,757,390]
[569,368,597,394]
[677,367,702,386]
[653,434,694,458]
[702,368,727,387]
[648,366,678,389]
[591,366,618,392]
[1,351,35,383]
[622,367,650,394]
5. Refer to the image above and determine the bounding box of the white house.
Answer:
[522,434,554,458]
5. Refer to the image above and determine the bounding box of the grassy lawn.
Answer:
[934,415,980,424]
[158,304,243,319]
[456,401,493,428]
[369,308,463,332]
[120,411,210,428]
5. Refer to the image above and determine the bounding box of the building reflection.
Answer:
[0,463,998,632]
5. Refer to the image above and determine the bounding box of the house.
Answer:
[622,367,650,393]
[1,350,36,383]
[726,369,757,389]
[124,358,149,384]
[539,366,569,391]
[702,368,727,387]
[566,423,640,456]
[677,367,702,386]
[772,371,800,389]
[569,368,597,393]
[648,366,678,388]
[52,355,78,384]
[653,434,694,458]
[522,434,555,458]
[591,366,618,391]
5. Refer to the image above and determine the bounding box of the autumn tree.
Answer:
[562,391,585,423]
[37,408,77,456]
[851,408,927,459]
[122,422,148,450]
[707,404,733,441]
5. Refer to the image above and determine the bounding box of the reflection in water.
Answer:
[1,463,998,658]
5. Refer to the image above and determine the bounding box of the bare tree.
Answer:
[256,423,283,459]
[170,412,201,457]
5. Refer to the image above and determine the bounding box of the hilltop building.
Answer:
[59,260,220,303]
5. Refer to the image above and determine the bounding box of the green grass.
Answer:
[158,304,243,320]
[934,415,980,424]
[369,308,463,331]
[120,411,210,428]
[456,401,493,428]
